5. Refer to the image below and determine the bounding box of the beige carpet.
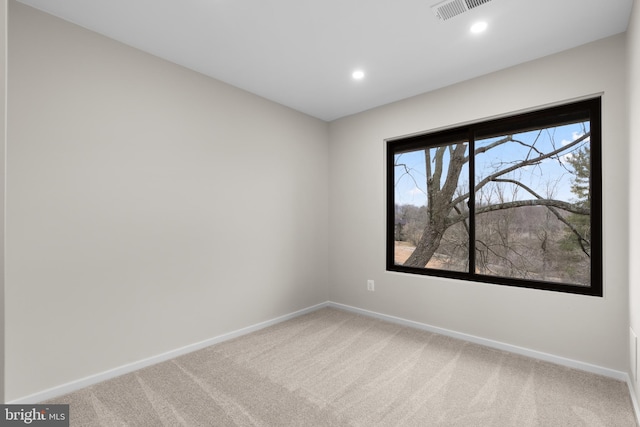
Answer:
[48,307,638,426]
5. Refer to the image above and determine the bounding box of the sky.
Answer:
[393,121,590,207]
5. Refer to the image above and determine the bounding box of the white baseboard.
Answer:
[327,301,629,382]
[9,302,330,404]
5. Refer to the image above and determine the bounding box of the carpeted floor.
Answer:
[47,307,638,426]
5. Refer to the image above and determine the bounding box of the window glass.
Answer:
[394,141,469,272]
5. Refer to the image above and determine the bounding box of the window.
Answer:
[387,98,602,296]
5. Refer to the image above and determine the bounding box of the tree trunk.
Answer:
[404,143,467,267]
[404,221,445,267]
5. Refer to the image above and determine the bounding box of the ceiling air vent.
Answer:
[465,0,492,9]
[432,0,493,21]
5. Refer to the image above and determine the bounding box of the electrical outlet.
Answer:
[367,280,375,292]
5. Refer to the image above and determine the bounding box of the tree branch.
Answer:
[493,178,590,256]
[474,132,590,195]
[446,198,589,230]
[394,162,426,197]
[451,131,590,208]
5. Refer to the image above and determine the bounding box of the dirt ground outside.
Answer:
[394,241,447,269]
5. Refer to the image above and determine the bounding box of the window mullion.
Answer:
[468,131,476,275]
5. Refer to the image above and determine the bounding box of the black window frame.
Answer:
[386,98,602,296]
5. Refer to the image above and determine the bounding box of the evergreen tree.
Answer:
[561,146,591,255]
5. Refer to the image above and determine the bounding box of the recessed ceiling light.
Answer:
[470,21,488,34]
[352,70,365,80]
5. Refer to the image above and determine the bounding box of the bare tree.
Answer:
[398,131,591,276]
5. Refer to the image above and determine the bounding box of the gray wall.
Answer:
[628,0,640,408]
[6,2,329,401]
[0,0,6,405]
[328,34,629,372]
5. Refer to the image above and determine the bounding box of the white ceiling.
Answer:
[16,0,634,121]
